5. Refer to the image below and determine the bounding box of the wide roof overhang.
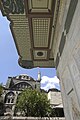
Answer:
[0,0,59,68]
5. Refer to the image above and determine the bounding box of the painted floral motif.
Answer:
[1,0,24,14]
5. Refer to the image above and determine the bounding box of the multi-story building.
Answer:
[0,74,65,120]
[48,88,64,117]
[1,74,41,116]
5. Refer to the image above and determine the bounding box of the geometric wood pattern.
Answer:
[28,0,52,13]
[32,18,50,47]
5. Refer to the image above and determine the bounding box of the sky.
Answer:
[0,11,60,91]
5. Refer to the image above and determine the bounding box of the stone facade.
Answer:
[48,88,64,117]
[0,75,65,119]
[52,0,80,120]
[48,89,62,107]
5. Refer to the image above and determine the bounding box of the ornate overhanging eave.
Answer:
[0,0,58,68]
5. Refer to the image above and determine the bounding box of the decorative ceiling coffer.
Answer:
[0,0,57,68]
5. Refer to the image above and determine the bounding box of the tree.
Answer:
[0,84,4,116]
[16,89,51,117]
[0,84,3,97]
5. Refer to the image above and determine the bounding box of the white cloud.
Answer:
[41,76,60,91]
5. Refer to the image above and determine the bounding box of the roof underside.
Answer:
[0,0,58,68]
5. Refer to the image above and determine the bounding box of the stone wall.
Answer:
[53,0,80,120]
[0,117,65,120]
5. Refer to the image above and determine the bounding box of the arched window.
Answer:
[4,92,15,103]
[11,82,33,90]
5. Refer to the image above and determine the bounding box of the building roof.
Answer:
[4,74,38,90]
[48,88,60,92]
[13,74,36,81]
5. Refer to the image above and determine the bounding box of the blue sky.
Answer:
[0,11,59,90]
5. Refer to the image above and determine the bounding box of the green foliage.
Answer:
[0,84,3,96]
[16,89,51,117]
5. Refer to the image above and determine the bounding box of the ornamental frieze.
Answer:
[1,0,24,15]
